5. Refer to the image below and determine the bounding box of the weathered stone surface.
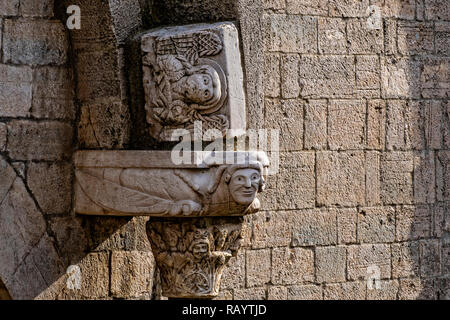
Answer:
[436,22,450,56]
[299,55,355,99]
[380,152,414,205]
[357,56,380,97]
[398,277,436,300]
[324,281,366,300]
[7,120,72,161]
[316,246,346,283]
[347,244,391,281]
[263,53,280,98]
[436,151,450,202]
[347,19,383,54]
[396,205,432,241]
[27,162,72,214]
[269,152,315,210]
[367,100,385,150]
[246,249,271,287]
[281,54,300,98]
[384,19,397,55]
[304,100,327,150]
[271,247,314,285]
[316,151,365,207]
[291,209,337,246]
[424,0,450,20]
[111,251,154,298]
[366,151,381,206]
[366,280,399,300]
[20,0,53,17]
[264,0,285,10]
[287,284,322,300]
[78,99,130,149]
[0,123,6,152]
[328,100,366,150]
[383,0,415,20]
[286,0,328,15]
[318,17,347,54]
[57,252,110,299]
[420,57,449,99]
[414,151,435,204]
[336,208,358,244]
[381,57,420,99]
[233,287,266,300]
[392,241,420,278]
[398,22,434,55]
[32,67,75,120]
[251,211,292,249]
[267,286,287,300]
[264,14,317,53]
[0,0,19,16]
[420,239,441,278]
[2,19,68,65]
[221,251,245,290]
[265,99,303,151]
[0,64,32,117]
[357,207,395,243]
[329,0,371,17]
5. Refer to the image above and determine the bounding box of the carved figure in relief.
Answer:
[143,31,229,136]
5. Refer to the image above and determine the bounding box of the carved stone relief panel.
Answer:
[141,22,246,141]
[147,217,244,299]
[74,151,269,217]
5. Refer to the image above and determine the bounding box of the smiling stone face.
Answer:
[228,168,261,205]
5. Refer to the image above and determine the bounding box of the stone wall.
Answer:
[0,0,448,300]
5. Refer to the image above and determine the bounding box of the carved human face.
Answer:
[185,73,218,104]
[229,169,261,206]
[192,242,209,260]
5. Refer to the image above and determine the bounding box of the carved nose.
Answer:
[244,178,252,188]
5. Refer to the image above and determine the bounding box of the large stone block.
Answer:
[2,19,68,66]
[286,0,328,15]
[381,57,420,99]
[233,287,266,300]
[347,244,391,281]
[366,280,399,300]
[396,205,432,241]
[251,211,292,249]
[304,100,327,150]
[263,53,280,98]
[328,100,366,150]
[0,64,32,117]
[336,208,358,244]
[7,120,72,161]
[367,100,385,150]
[420,239,441,278]
[397,22,434,55]
[329,0,371,17]
[265,99,303,151]
[316,246,346,283]
[281,54,300,98]
[27,162,72,214]
[32,67,75,120]
[19,0,53,17]
[357,207,395,243]
[380,152,414,205]
[436,22,450,56]
[356,56,380,97]
[424,0,450,20]
[0,123,6,152]
[220,251,245,289]
[318,17,347,54]
[267,286,287,300]
[323,281,366,300]
[347,19,383,54]
[0,0,19,16]
[365,151,381,206]
[398,277,436,300]
[436,151,450,202]
[316,151,366,207]
[420,57,449,99]
[270,152,315,210]
[299,55,355,99]
[264,14,317,53]
[287,284,322,300]
[291,209,337,247]
[392,241,420,278]
[271,247,314,285]
[246,249,271,287]
[382,0,415,20]
[414,151,435,204]
[111,251,154,298]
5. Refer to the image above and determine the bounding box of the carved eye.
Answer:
[203,76,209,85]
[251,174,259,180]
[204,90,210,97]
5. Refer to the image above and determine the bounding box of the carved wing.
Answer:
[155,31,222,64]
[76,169,202,216]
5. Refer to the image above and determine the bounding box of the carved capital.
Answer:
[147,217,244,299]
